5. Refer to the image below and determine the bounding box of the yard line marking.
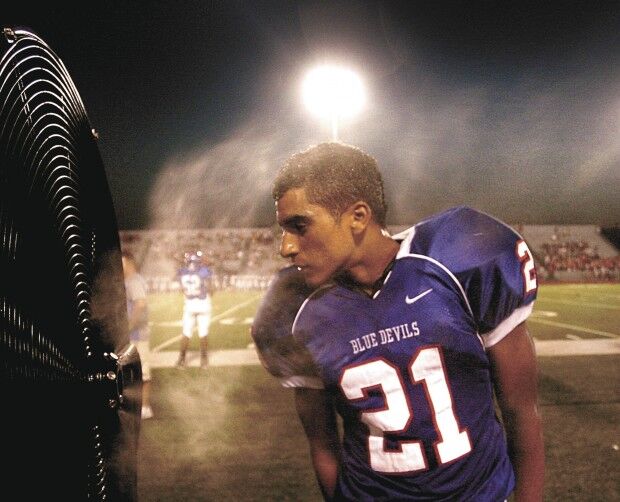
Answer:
[209,296,262,322]
[535,298,620,310]
[153,320,182,327]
[530,310,558,318]
[565,334,583,341]
[527,318,618,338]
[218,317,255,325]
[148,348,261,367]
[152,294,262,352]
[534,339,620,356]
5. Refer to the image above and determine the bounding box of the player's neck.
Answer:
[339,233,399,297]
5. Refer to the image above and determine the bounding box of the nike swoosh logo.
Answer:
[405,288,433,304]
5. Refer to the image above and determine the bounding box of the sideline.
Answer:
[149,348,261,368]
[534,339,620,357]
[148,338,620,368]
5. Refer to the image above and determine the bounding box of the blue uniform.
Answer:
[252,206,538,501]
[177,265,212,300]
[177,263,213,338]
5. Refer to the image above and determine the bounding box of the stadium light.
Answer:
[302,64,365,141]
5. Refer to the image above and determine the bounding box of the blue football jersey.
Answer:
[178,265,212,300]
[252,206,537,501]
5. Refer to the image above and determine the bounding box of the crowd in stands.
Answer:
[120,228,288,293]
[120,224,620,292]
[152,228,284,274]
[534,229,620,281]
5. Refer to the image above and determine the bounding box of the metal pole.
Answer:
[331,112,338,141]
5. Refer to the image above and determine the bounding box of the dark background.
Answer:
[3,0,619,229]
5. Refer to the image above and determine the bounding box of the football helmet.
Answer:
[184,250,203,269]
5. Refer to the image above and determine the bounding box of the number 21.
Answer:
[340,346,472,473]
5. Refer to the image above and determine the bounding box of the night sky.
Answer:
[3,1,619,229]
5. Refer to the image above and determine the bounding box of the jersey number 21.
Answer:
[340,346,472,473]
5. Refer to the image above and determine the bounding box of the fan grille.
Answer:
[0,27,139,500]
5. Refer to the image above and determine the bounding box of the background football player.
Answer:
[122,250,154,419]
[176,250,213,368]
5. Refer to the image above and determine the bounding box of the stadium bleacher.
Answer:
[120,227,288,292]
[120,223,620,292]
[518,224,620,281]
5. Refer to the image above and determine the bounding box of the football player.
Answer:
[121,250,154,419]
[252,142,544,501]
[176,250,213,368]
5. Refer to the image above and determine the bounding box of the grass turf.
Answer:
[138,283,620,500]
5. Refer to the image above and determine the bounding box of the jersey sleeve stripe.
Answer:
[480,302,534,348]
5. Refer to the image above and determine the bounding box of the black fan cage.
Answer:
[0,27,141,500]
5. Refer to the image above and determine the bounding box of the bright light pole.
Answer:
[302,64,365,141]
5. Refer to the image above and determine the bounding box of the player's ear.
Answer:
[348,201,372,234]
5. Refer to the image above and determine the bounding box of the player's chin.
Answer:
[297,266,330,288]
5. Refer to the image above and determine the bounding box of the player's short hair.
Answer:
[272,142,388,226]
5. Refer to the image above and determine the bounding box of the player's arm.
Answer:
[294,387,341,501]
[488,321,545,502]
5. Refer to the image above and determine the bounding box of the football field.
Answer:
[138,283,619,501]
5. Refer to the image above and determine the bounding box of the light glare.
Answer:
[302,65,365,121]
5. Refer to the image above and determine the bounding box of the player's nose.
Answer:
[279,231,299,259]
